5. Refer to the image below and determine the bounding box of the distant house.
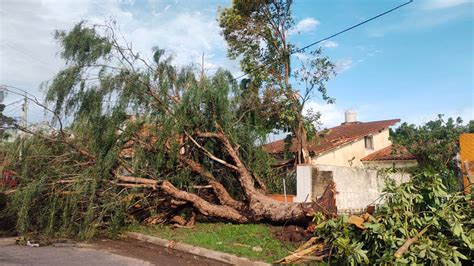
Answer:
[263,110,417,169]
[2,122,54,143]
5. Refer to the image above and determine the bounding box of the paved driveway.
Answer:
[0,237,225,266]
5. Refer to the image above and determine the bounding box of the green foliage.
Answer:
[3,136,94,237]
[218,0,294,82]
[219,0,297,138]
[0,102,14,141]
[219,1,336,163]
[294,48,336,105]
[391,115,473,190]
[1,21,286,238]
[313,171,473,264]
[54,21,112,65]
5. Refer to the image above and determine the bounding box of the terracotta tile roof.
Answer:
[361,145,416,161]
[262,119,401,155]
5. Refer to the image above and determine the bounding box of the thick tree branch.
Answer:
[115,174,158,186]
[179,156,245,210]
[186,132,239,171]
[195,126,257,199]
[160,180,248,223]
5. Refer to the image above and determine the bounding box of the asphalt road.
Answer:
[0,237,226,266]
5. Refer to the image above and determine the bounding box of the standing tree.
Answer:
[219,0,335,164]
[391,115,474,191]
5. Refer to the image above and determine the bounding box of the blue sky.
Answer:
[290,0,473,126]
[1,0,473,128]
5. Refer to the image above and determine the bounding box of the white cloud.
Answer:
[334,58,353,73]
[423,0,471,10]
[268,101,344,142]
[407,106,474,125]
[0,0,238,96]
[0,0,243,123]
[125,11,226,67]
[290,17,320,35]
[303,101,344,128]
[321,40,338,48]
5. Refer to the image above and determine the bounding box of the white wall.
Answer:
[312,129,391,168]
[362,160,418,169]
[295,165,312,203]
[314,164,410,211]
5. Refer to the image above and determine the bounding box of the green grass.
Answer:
[128,222,298,263]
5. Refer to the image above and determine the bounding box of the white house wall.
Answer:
[362,160,418,169]
[312,128,391,167]
[315,164,410,212]
[295,165,313,203]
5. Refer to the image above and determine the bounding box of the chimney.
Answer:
[343,109,357,124]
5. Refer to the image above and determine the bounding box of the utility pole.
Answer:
[200,53,205,82]
[19,93,27,159]
[0,88,4,103]
[22,93,28,131]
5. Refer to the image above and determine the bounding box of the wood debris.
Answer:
[278,212,375,264]
[275,242,324,264]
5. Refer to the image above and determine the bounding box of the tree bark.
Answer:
[115,161,337,224]
[115,124,336,224]
[160,180,249,223]
[179,157,245,210]
[295,119,312,165]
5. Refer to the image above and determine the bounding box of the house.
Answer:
[2,122,55,143]
[263,110,417,169]
[264,111,416,211]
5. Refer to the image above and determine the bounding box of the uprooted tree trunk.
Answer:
[115,124,337,224]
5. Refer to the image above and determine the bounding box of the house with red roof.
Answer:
[263,110,417,169]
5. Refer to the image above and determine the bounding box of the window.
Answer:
[364,136,374,150]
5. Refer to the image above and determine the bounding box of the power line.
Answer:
[296,0,413,53]
[1,84,121,104]
[5,105,22,114]
[0,84,40,99]
[4,99,24,107]
[232,0,413,81]
[0,42,58,73]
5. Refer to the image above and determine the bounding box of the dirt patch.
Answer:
[273,225,312,243]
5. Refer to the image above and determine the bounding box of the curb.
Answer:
[124,232,270,266]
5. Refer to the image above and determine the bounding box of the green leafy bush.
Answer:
[313,171,472,265]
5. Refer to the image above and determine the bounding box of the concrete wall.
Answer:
[313,164,410,211]
[362,160,418,169]
[312,128,391,168]
[295,165,312,202]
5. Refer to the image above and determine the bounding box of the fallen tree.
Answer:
[0,21,336,237]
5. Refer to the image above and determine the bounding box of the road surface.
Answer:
[0,237,226,266]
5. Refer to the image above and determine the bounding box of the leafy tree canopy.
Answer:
[219,0,336,163]
[391,115,473,190]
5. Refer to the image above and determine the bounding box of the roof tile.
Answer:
[361,145,416,161]
[263,119,401,155]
